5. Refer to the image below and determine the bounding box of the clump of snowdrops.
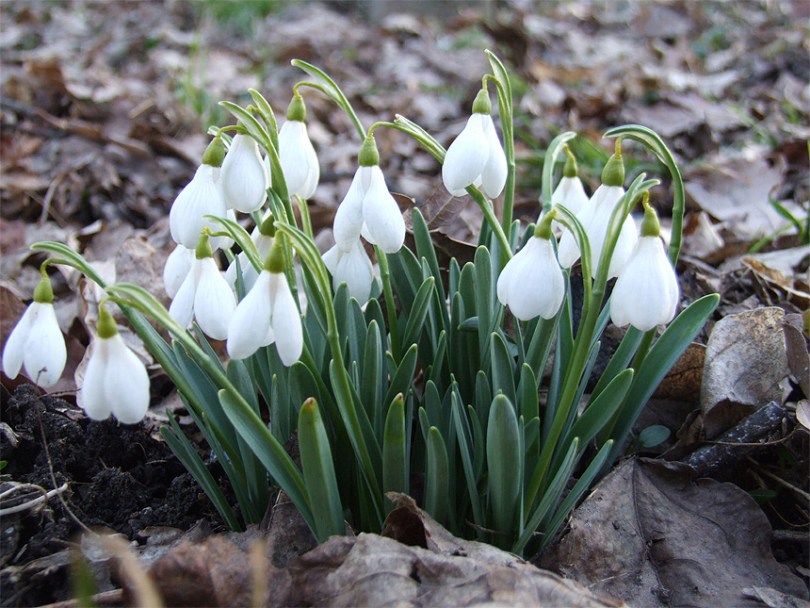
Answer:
[4,51,718,556]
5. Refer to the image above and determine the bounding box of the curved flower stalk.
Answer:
[557,147,638,278]
[163,244,194,299]
[227,241,303,366]
[219,131,270,213]
[442,87,507,199]
[225,213,276,292]
[610,199,679,331]
[331,134,405,255]
[2,268,66,388]
[169,137,231,250]
[79,302,150,424]
[322,238,374,303]
[169,233,236,340]
[279,92,320,200]
[497,211,565,321]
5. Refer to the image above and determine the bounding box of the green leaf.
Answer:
[487,394,521,542]
[298,398,344,542]
[639,425,670,448]
[382,394,408,506]
[206,214,262,271]
[424,426,451,528]
[539,131,577,211]
[517,364,539,422]
[383,343,418,420]
[451,390,484,529]
[402,276,435,350]
[490,332,516,406]
[361,320,385,438]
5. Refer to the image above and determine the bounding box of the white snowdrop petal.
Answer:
[500,238,565,321]
[163,245,193,299]
[552,177,589,217]
[104,335,150,424]
[442,114,489,195]
[193,259,236,340]
[220,134,269,213]
[80,340,112,420]
[362,166,405,253]
[496,251,521,306]
[333,168,367,247]
[606,215,639,279]
[279,121,320,200]
[2,303,37,379]
[169,165,227,249]
[584,185,625,277]
[227,271,274,359]
[480,116,507,199]
[23,303,66,388]
[269,274,303,366]
[337,241,374,302]
[168,265,197,330]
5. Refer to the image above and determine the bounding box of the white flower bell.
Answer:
[163,244,194,299]
[442,87,507,199]
[279,93,319,200]
[551,147,589,220]
[497,212,565,321]
[219,131,269,213]
[322,238,374,303]
[227,242,303,365]
[2,270,66,388]
[79,303,150,424]
[169,233,237,340]
[610,201,679,331]
[169,138,230,250]
[557,149,637,278]
[332,135,405,254]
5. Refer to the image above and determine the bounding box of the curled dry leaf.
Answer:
[701,307,791,439]
[542,458,808,607]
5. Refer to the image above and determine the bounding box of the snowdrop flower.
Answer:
[497,212,565,321]
[551,147,589,221]
[611,200,679,331]
[322,238,374,303]
[169,137,230,250]
[219,131,269,213]
[169,233,236,340]
[279,93,319,200]
[225,213,276,292]
[163,244,194,299]
[2,270,66,388]
[442,87,507,199]
[227,241,303,365]
[557,149,637,278]
[332,134,405,254]
[79,303,149,424]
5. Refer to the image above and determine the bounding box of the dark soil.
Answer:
[0,384,225,607]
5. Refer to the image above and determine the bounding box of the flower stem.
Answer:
[375,247,401,362]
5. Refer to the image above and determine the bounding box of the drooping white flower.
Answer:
[610,203,679,331]
[556,151,637,278]
[442,88,507,199]
[163,245,194,299]
[497,213,565,321]
[322,238,374,303]
[79,304,149,424]
[219,132,269,213]
[227,244,303,365]
[3,273,66,389]
[169,234,236,340]
[551,146,589,219]
[332,135,405,254]
[279,93,319,200]
[169,163,229,250]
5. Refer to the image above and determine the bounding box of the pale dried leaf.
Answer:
[796,401,810,431]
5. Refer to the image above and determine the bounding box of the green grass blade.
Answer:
[487,394,521,544]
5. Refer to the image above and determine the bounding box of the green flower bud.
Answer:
[259,213,277,237]
[601,149,625,187]
[640,196,661,238]
[263,239,285,273]
[33,267,54,304]
[563,145,578,178]
[96,302,118,339]
[534,209,557,240]
[195,231,214,260]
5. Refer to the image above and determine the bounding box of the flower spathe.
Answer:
[79,306,149,424]
[610,204,679,331]
[169,235,236,340]
[332,136,405,254]
[497,215,565,321]
[219,133,269,213]
[442,89,507,199]
[322,238,374,303]
[227,254,303,366]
